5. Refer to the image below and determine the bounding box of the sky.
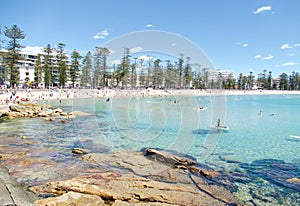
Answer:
[1,0,300,77]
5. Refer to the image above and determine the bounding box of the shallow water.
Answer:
[1,93,300,205]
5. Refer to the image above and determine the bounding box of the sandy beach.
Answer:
[1,88,300,107]
[1,87,300,118]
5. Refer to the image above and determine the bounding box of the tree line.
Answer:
[0,24,300,90]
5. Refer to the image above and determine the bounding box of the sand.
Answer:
[1,88,300,106]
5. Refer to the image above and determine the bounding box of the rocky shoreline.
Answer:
[0,103,240,205]
[0,146,240,205]
[31,149,239,205]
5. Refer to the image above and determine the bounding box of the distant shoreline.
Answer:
[1,88,300,106]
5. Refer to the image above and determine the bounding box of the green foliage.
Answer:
[56,43,68,87]
[70,50,81,87]
[152,59,163,88]
[164,60,178,88]
[93,47,110,88]
[80,51,92,87]
[4,24,25,87]
[43,44,53,88]
[183,57,192,88]
[279,73,289,90]
[178,54,184,88]
[130,58,138,88]
[114,48,130,88]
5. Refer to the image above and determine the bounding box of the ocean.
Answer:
[1,92,300,205]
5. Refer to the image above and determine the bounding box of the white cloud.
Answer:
[93,29,110,39]
[146,24,153,28]
[261,55,273,60]
[171,42,176,46]
[280,44,291,49]
[253,5,272,14]
[130,46,143,53]
[254,54,262,59]
[255,54,274,60]
[280,43,300,49]
[20,46,44,55]
[236,42,249,47]
[137,55,153,61]
[282,62,298,66]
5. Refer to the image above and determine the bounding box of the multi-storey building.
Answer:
[0,48,72,88]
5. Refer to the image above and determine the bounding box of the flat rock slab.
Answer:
[0,165,37,206]
[30,171,226,206]
[31,149,238,205]
[34,191,105,206]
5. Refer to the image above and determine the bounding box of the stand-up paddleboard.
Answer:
[290,135,300,139]
[210,126,229,131]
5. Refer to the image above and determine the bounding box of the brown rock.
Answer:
[34,191,105,206]
[188,165,220,178]
[53,108,63,113]
[144,148,196,166]
[112,199,176,205]
[44,118,55,122]
[72,148,87,154]
[30,172,227,206]
[287,177,300,184]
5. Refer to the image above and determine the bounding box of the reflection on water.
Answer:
[1,94,300,205]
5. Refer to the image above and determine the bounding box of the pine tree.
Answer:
[70,50,81,88]
[153,59,163,88]
[120,48,130,88]
[43,44,53,88]
[4,25,25,87]
[178,54,184,88]
[80,51,92,87]
[183,57,192,88]
[56,43,68,87]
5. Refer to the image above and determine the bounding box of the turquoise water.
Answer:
[1,93,300,205]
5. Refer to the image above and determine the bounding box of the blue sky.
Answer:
[1,0,299,77]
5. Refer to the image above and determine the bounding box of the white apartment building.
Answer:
[18,51,38,85]
[0,48,72,88]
